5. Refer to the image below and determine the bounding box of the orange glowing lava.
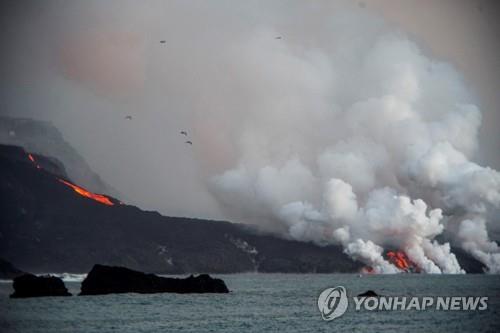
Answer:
[58,179,114,206]
[387,251,414,271]
[362,251,419,273]
[27,153,41,169]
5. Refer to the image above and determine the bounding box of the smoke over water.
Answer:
[204,6,500,274]
[1,1,499,273]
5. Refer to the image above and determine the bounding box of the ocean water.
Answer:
[1,274,499,332]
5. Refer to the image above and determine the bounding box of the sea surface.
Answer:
[1,274,499,332]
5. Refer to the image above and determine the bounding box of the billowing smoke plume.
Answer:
[1,1,499,273]
[209,16,500,274]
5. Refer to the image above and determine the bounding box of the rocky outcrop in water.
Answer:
[10,274,71,298]
[79,264,229,295]
[358,290,379,297]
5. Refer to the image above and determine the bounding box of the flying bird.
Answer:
[125,115,132,120]
[275,36,282,39]
[180,131,188,136]
[160,40,166,44]
[185,141,193,145]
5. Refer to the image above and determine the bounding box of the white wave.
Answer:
[38,273,87,282]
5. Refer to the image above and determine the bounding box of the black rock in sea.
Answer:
[358,290,379,297]
[79,264,229,295]
[10,274,71,298]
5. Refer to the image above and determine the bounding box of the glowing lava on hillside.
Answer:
[58,179,114,206]
[28,154,41,169]
[26,151,114,206]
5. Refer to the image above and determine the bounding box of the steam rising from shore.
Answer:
[210,20,500,274]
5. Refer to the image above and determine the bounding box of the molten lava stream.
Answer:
[58,179,114,206]
[387,251,413,271]
[27,153,41,169]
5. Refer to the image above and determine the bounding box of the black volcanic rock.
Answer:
[0,144,67,178]
[80,264,229,295]
[10,274,71,298]
[358,290,379,297]
[0,144,362,274]
[0,258,24,279]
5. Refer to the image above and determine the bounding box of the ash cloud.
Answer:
[1,0,499,273]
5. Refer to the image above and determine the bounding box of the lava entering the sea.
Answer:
[387,250,419,273]
[58,179,114,206]
[361,250,420,274]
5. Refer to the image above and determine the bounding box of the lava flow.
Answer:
[58,179,114,206]
[28,153,41,169]
[26,152,114,206]
[387,250,417,272]
[361,250,419,274]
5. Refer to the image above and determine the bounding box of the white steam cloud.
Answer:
[209,11,500,274]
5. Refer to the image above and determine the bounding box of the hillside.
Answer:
[0,144,363,274]
[0,116,112,195]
